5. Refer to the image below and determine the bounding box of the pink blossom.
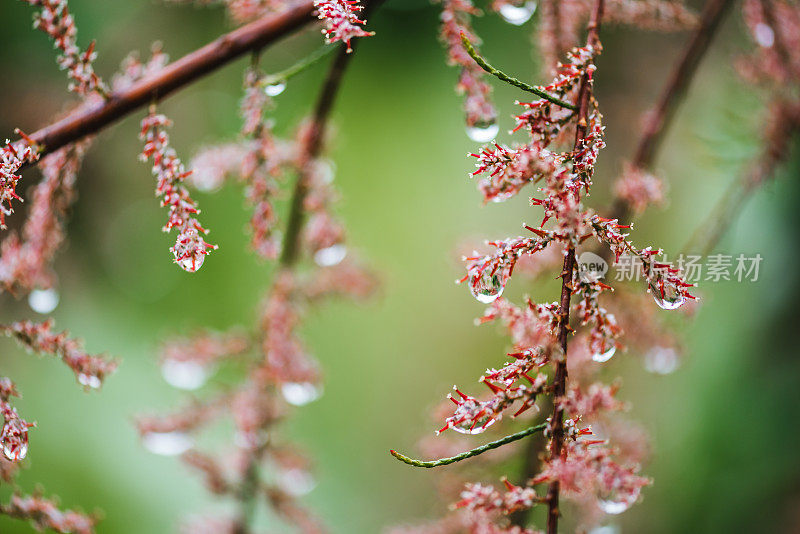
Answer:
[0,493,97,534]
[22,0,106,95]
[314,0,374,52]
[0,136,39,230]
[2,320,117,390]
[140,111,217,272]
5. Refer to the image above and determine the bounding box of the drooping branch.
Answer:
[390,424,547,469]
[19,2,317,165]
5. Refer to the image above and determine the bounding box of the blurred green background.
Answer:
[1,0,799,532]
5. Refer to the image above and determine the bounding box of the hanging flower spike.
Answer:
[2,320,118,390]
[139,110,217,272]
[0,492,97,534]
[439,0,497,129]
[0,135,39,230]
[0,378,34,462]
[22,0,107,96]
[314,0,374,53]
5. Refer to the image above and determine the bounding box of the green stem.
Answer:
[259,44,341,88]
[460,33,577,111]
[389,423,546,468]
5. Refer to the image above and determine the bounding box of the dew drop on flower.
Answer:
[598,486,640,515]
[176,251,205,273]
[451,416,496,435]
[28,288,59,314]
[277,468,317,496]
[754,23,775,48]
[592,345,616,363]
[161,360,209,391]
[498,1,537,25]
[77,373,102,390]
[281,382,322,406]
[2,439,27,462]
[644,346,679,375]
[142,431,194,456]
[314,244,347,267]
[466,121,499,143]
[649,280,685,310]
[470,270,504,304]
[264,81,286,97]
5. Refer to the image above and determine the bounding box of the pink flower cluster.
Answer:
[22,0,106,95]
[314,0,374,52]
[0,493,96,534]
[0,136,39,230]
[2,320,118,389]
[439,0,496,128]
[0,142,88,294]
[0,378,34,462]
[408,15,695,529]
[140,111,218,272]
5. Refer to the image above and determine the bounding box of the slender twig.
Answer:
[390,423,547,468]
[234,449,263,534]
[259,43,341,88]
[545,4,604,534]
[459,33,578,110]
[608,0,734,222]
[17,2,316,166]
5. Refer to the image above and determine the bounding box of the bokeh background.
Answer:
[1,0,799,532]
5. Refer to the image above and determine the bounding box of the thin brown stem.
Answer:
[279,43,357,267]
[545,3,604,533]
[609,0,733,221]
[19,3,316,165]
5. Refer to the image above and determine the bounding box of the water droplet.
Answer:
[77,373,101,390]
[649,280,685,310]
[466,121,499,143]
[314,244,347,267]
[177,253,204,273]
[28,288,59,314]
[314,159,336,184]
[142,431,193,456]
[161,360,209,391]
[281,382,322,406]
[452,416,496,435]
[754,23,775,47]
[2,439,27,462]
[589,525,620,534]
[598,486,640,515]
[277,468,317,496]
[644,346,679,375]
[592,345,616,363]
[498,1,537,25]
[264,81,286,97]
[470,270,504,304]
